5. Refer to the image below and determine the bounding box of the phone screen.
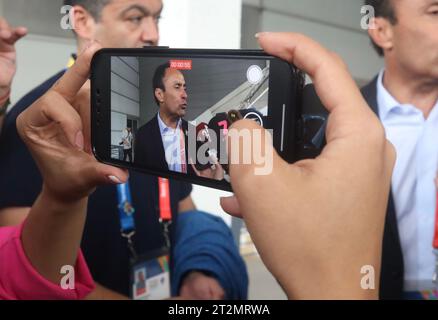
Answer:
[109,55,290,185]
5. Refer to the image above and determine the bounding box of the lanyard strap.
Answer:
[117,178,173,259]
[434,189,438,249]
[117,182,136,234]
[179,128,187,174]
[433,187,438,286]
[117,183,137,260]
[158,177,172,221]
[158,178,172,248]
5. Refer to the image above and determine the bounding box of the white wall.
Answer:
[1,0,76,104]
[111,57,140,118]
[160,0,242,49]
[11,34,76,105]
[111,57,140,146]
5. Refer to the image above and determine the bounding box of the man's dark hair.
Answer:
[64,0,112,21]
[365,0,398,56]
[152,62,171,106]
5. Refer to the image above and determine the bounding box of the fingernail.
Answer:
[75,131,84,150]
[255,32,270,39]
[108,175,122,184]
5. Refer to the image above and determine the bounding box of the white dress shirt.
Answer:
[157,113,185,173]
[377,70,438,291]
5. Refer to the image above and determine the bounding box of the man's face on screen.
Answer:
[92,0,162,48]
[159,68,188,119]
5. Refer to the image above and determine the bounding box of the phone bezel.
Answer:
[91,48,302,192]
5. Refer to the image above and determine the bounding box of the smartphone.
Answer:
[91,48,307,191]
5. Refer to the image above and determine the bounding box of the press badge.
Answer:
[130,248,171,300]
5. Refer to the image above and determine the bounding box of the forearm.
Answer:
[21,186,88,284]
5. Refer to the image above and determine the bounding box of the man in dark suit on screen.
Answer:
[135,62,224,180]
[135,62,195,174]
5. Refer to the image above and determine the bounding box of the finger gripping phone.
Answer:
[91,48,323,191]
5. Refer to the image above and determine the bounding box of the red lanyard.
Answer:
[158,177,172,249]
[433,187,438,286]
[179,128,187,174]
[434,189,438,249]
[158,177,172,221]
[119,178,173,260]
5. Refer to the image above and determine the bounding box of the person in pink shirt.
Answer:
[0,18,128,299]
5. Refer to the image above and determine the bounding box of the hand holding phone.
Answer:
[221,32,395,299]
[91,48,324,191]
